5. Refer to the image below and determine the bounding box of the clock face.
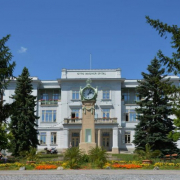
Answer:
[83,88,95,100]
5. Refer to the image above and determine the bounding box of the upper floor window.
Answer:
[42,94,48,100]
[42,110,56,122]
[122,88,138,104]
[102,109,110,118]
[122,93,129,102]
[103,90,110,99]
[72,90,79,100]
[53,94,59,100]
[39,89,61,101]
[126,109,138,122]
[134,93,141,102]
[71,109,79,118]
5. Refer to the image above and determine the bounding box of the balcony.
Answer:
[95,118,117,123]
[40,99,59,106]
[64,118,82,124]
[63,118,117,124]
[122,100,137,105]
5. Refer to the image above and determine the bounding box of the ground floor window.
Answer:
[125,132,131,143]
[51,132,57,144]
[40,132,46,145]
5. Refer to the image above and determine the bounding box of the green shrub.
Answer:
[88,147,107,168]
[26,147,39,161]
[64,147,83,169]
[38,154,62,158]
[80,154,90,163]
[134,143,161,161]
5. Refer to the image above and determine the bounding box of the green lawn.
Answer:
[112,153,180,163]
[112,153,134,161]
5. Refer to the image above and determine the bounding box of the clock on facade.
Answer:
[80,79,98,101]
[82,87,95,100]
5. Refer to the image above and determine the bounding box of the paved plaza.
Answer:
[0,170,180,180]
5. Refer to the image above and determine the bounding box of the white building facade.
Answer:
[4,69,180,153]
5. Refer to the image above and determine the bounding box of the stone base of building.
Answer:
[112,147,119,154]
[79,142,96,154]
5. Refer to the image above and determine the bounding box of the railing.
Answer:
[64,118,82,124]
[40,100,59,105]
[95,118,117,123]
[64,118,117,124]
[122,100,138,104]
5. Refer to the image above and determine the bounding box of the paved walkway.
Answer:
[1,170,180,180]
[1,169,180,175]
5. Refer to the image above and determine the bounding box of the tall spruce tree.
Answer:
[133,58,178,155]
[146,16,180,142]
[0,34,16,123]
[146,16,180,75]
[10,67,39,156]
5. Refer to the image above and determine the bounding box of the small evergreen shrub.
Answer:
[88,147,108,168]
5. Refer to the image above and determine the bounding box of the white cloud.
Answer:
[18,46,27,53]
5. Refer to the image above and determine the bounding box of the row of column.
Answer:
[63,127,119,150]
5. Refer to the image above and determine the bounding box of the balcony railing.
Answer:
[40,100,59,105]
[95,118,117,123]
[64,118,82,124]
[64,118,117,124]
[122,100,138,104]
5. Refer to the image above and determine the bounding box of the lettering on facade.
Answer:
[77,72,106,75]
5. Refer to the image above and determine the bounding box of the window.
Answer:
[72,90,79,100]
[42,110,56,122]
[103,90,110,99]
[102,109,110,118]
[122,88,138,104]
[125,132,131,143]
[40,132,46,145]
[71,109,79,118]
[125,109,138,122]
[51,132,57,144]
[53,94,59,100]
[42,94,48,100]
[122,92,129,101]
[134,93,141,102]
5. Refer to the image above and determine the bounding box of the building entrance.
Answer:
[71,132,80,147]
[102,132,110,151]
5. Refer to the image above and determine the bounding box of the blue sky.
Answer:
[1,0,180,80]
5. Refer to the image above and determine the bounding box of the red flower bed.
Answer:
[112,164,142,169]
[35,165,58,170]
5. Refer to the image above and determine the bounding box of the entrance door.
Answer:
[102,132,110,151]
[72,132,80,147]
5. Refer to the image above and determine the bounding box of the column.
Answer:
[112,127,119,154]
[80,129,82,143]
[63,128,69,149]
[98,129,101,147]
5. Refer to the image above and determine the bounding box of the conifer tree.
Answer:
[0,34,16,123]
[146,16,180,75]
[10,67,39,156]
[146,16,180,142]
[133,58,178,154]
